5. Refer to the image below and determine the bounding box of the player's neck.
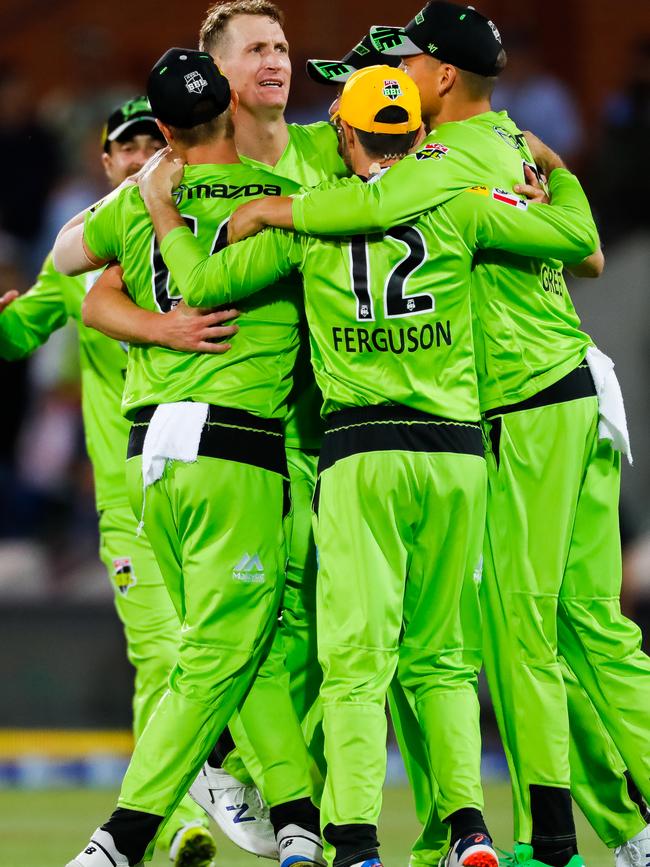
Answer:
[354,155,401,178]
[234,105,289,167]
[429,98,492,127]
[184,138,241,166]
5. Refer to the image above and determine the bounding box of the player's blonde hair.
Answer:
[199,1,285,55]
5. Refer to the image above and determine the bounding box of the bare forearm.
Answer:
[53,224,106,276]
[258,197,294,229]
[82,280,162,343]
[567,248,605,278]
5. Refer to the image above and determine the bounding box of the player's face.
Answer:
[213,15,291,114]
[400,54,442,124]
[102,133,165,187]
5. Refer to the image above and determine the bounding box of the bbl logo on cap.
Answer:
[383,79,402,101]
[184,71,208,95]
[488,19,502,43]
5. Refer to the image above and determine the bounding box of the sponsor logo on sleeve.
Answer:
[491,188,529,210]
[468,184,489,196]
[113,557,137,596]
[415,142,449,161]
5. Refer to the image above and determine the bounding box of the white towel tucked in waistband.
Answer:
[142,401,209,489]
[585,346,632,465]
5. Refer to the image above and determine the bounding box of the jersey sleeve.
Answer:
[459,169,599,262]
[0,255,69,360]
[83,190,123,261]
[292,144,469,235]
[160,225,303,308]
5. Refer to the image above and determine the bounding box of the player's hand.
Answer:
[522,131,566,177]
[160,302,240,354]
[228,200,269,244]
[514,165,549,204]
[0,290,19,313]
[138,148,185,205]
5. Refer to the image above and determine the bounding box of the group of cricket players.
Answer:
[1,1,649,866]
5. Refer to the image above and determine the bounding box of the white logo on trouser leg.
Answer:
[232,553,265,583]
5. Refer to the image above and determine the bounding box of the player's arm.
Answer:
[160,224,300,308]
[289,145,465,236]
[137,152,300,308]
[82,263,240,354]
[468,168,600,262]
[0,256,69,360]
[515,140,604,278]
[52,175,141,276]
[566,249,605,278]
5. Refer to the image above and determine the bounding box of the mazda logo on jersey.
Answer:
[177,182,282,201]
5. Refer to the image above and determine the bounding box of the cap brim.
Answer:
[369,25,423,57]
[107,115,158,142]
[306,59,358,85]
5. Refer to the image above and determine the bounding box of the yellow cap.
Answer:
[334,65,421,134]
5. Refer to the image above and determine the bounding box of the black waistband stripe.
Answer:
[484,364,596,420]
[127,404,287,477]
[319,405,483,474]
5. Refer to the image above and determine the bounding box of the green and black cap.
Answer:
[306,33,400,86]
[147,48,231,129]
[102,96,158,152]
[369,1,504,77]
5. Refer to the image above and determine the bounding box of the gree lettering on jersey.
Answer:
[541,263,564,297]
[177,182,282,201]
[331,322,452,354]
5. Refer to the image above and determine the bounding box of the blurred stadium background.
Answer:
[0,0,648,863]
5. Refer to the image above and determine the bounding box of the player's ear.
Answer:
[438,63,457,97]
[229,88,239,115]
[340,119,356,152]
[101,151,113,182]
[156,119,173,145]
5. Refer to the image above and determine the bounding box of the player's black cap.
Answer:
[369,1,505,77]
[147,48,231,129]
[102,96,159,152]
[306,34,400,86]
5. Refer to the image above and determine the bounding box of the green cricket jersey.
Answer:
[239,121,347,188]
[158,168,596,421]
[0,255,130,511]
[83,163,303,421]
[240,121,348,448]
[290,111,598,411]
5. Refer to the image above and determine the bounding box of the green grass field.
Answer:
[0,782,612,867]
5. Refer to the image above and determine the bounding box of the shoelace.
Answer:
[616,841,644,867]
[225,781,270,819]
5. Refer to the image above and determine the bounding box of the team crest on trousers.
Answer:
[113,557,137,596]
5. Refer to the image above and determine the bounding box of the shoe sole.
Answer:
[463,853,499,867]
[174,828,217,867]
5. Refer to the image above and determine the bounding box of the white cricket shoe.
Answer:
[277,824,326,867]
[445,833,498,867]
[65,828,134,867]
[615,824,650,867]
[189,763,277,858]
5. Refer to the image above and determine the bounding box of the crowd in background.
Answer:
[0,30,649,640]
